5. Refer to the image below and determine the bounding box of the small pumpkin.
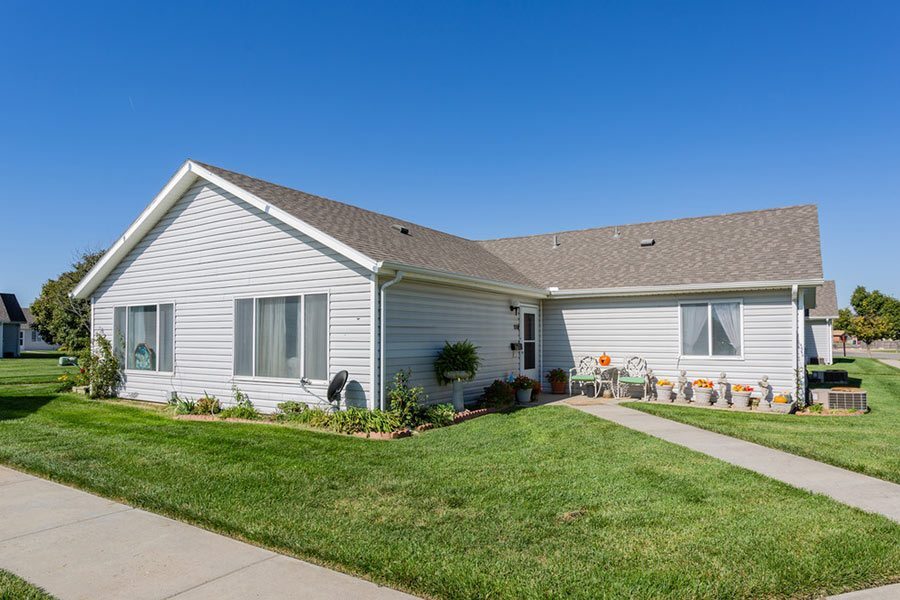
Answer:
[773,395,789,404]
[599,353,611,367]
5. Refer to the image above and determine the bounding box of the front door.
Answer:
[519,306,539,381]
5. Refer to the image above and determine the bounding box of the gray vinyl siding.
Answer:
[805,318,833,365]
[92,181,373,412]
[1,324,20,357]
[542,290,797,394]
[383,279,527,404]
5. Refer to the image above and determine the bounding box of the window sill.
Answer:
[124,369,175,375]
[232,376,328,387]
[678,355,745,361]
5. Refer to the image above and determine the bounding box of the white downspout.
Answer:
[379,271,405,410]
[791,284,799,402]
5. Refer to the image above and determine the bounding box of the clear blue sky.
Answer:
[2,1,898,307]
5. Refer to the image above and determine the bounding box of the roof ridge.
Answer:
[477,204,819,242]
[191,160,483,245]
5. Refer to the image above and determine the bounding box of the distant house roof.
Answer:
[0,293,26,324]
[808,280,839,318]
[22,307,35,325]
[74,160,826,298]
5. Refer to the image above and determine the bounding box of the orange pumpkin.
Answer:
[599,353,611,367]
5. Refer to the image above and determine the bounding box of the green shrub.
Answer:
[77,335,122,398]
[173,396,196,415]
[194,394,221,415]
[220,384,259,420]
[434,340,481,385]
[483,379,514,407]
[277,401,308,414]
[329,407,401,434]
[423,403,455,427]
[388,370,427,428]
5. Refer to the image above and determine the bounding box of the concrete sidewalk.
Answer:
[566,401,900,523]
[0,466,416,600]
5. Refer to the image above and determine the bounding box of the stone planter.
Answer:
[771,399,795,414]
[714,392,730,408]
[72,385,89,395]
[692,388,713,405]
[515,388,532,404]
[655,385,673,402]
[731,391,752,410]
[444,370,470,412]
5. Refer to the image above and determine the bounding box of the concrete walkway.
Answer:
[565,400,900,523]
[0,466,416,600]
[878,358,900,370]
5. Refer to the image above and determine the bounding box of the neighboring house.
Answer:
[19,308,60,352]
[804,280,838,365]
[0,293,27,358]
[73,160,825,411]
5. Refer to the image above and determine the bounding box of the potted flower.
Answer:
[512,375,536,404]
[692,379,714,405]
[731,384,753,410]
[546,368,568,394]
[771,392,795,414]
[655,378,674,402]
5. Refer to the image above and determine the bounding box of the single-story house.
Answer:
[72,160,825,411]
[19,308,60,352]
[805,280,838,365]
[0,293,27,358]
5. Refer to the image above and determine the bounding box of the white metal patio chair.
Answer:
[569,356,600,396]
[617,356,650,399]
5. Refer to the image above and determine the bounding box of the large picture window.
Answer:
[233,294,328,381]
[680,301,742,357]
[113,303,174,372]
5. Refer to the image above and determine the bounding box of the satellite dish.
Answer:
[327,370,349,405]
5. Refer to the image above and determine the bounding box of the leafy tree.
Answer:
[834,308,854,332]
[844,286,900,341]
[31,251,103,352]
[846,315,893,355]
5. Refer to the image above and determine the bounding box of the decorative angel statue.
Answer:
[757,375,772,411]
[675,370,688,402]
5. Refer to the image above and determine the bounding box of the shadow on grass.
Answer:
[0,395,55,421]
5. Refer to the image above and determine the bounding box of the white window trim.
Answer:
[677,298,745,360]
[231,291,331,385]
[114,301,176,375]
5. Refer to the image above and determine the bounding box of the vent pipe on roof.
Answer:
[392,224,410,235]
[613,226,621,239]
[640,238,655,247]
[552,234,560,248]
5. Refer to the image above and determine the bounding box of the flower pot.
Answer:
[655,385,673,402]
[516,388,532,404]
[550,380,567,394]
[731,392,752,410]
[692,388,713,405]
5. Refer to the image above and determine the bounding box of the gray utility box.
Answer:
[825,388,867,411]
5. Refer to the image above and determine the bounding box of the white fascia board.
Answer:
[188,162,379,273]
[548,279,826,299]
[376,262,548,298]
[72,160,381,300]
[72,161,198,299]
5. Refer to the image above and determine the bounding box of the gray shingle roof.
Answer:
[195,162,823,291]
[809,280,838,318]
[0,293,26,324]
[22,307,35,325]
[196,162,539,288]
[479,205,823,289]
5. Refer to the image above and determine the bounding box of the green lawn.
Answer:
[0,357,898,599]
[0,352,75,386]
[0,570,55,600]
[626,358,900,484]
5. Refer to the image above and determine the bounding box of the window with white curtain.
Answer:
[680,301,742,357]
[233,294,328,380]
[114,303,175,372]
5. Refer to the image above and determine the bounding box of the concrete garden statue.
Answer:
[757,376,772,411]
[715,372,730,408]
[675,370,689,403]
[434,340,481,411]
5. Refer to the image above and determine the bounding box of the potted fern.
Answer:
[545,368,568,394]
[434,340,481,411]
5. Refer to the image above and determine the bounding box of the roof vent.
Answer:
[552,234,560,248]
[640,238,655,247]
[391,224,411,236]
[612,226,621,239]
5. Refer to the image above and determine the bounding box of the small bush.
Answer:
[423,403,455,427]
[194,394,221,415]
[277,400,308,414]
[78,335,122,398]
[220,384,259,420]
[173,396,196,415]
[483,380,514,407]
[388,370,427,428]
[329,407,401,434]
